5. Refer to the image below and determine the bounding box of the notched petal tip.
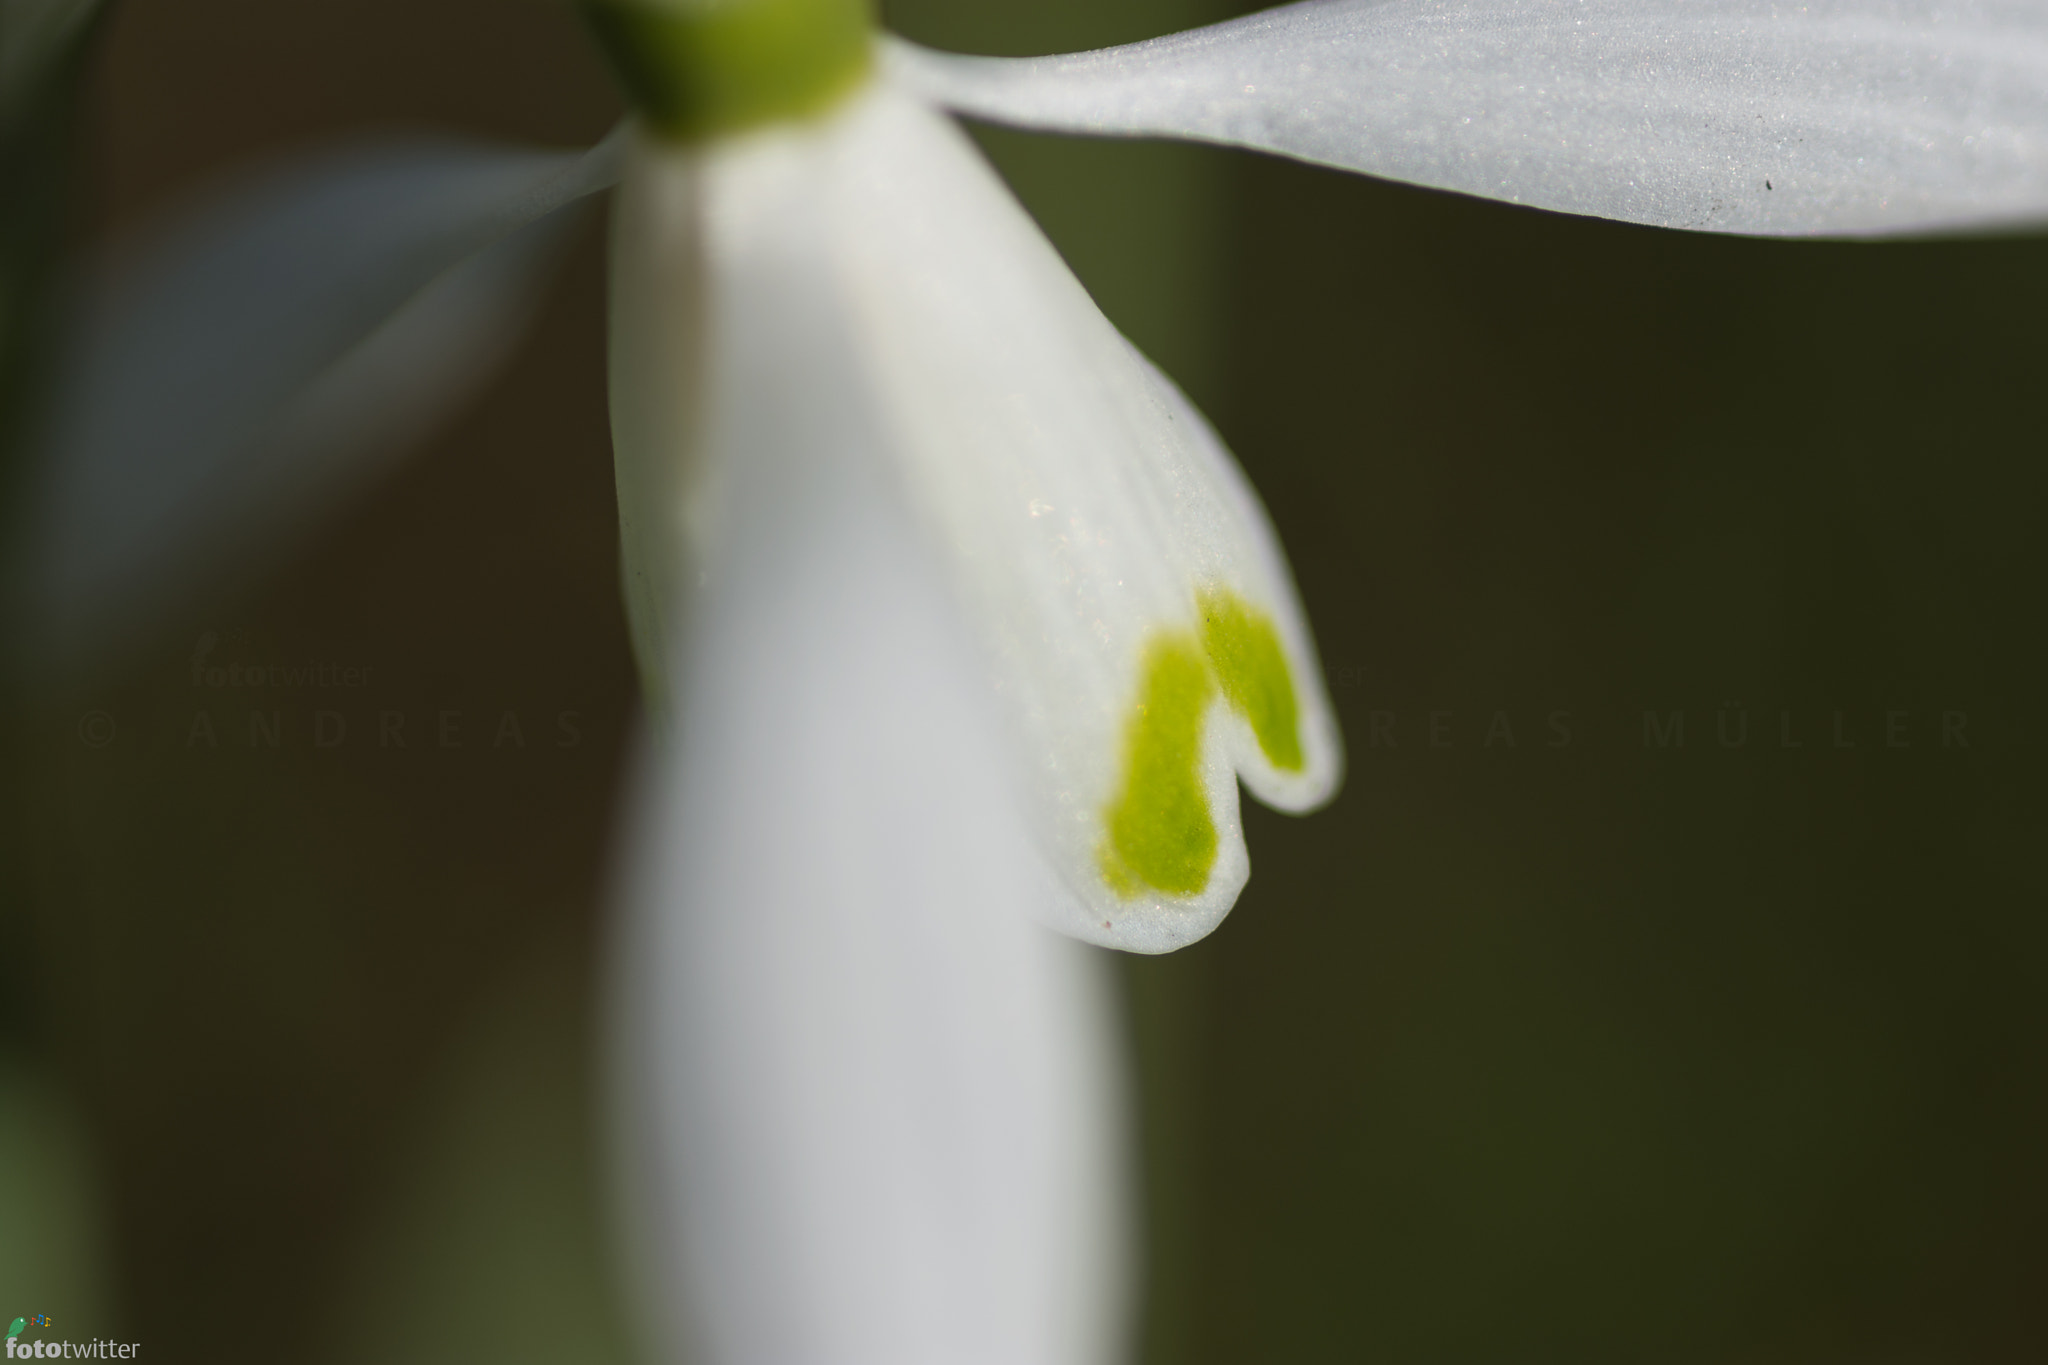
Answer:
[644,84,1342,958]
[1093,583,1335,896]
[1079,581,1341,954]
[800,85,1344,955]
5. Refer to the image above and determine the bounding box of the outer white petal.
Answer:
[610,115,1127,1364]
[613,87,1342,957]
[18,131,624,670]
[889,0,2048,236]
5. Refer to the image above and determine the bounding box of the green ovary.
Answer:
[581,0,872,141]
[1097,589,1307,900]
[1198,587,1306,773]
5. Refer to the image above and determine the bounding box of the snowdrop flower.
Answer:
[19,1,2048,1362]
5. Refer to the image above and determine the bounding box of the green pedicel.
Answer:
[580,0,872,141]
[1097,589,1307,899]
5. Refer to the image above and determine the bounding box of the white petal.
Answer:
[842,87,1343,951]
[19,131,624,670]
[613,88,1341,956]
[889,0,2048,236]
[609,115,1127,1362]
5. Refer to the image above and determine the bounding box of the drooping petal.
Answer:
[889,0,2048,236]
[612,85,1342,956]
[614,84,1341,955]
[19,130,624,670]
[838,86,1343,952]
[609,116,1127,1363]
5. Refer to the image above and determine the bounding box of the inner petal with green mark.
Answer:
[1097,589,1305,899]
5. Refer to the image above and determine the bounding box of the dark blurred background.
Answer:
[2,0,2043,1362]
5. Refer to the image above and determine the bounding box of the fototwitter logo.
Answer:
[4,1317,138,1359]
